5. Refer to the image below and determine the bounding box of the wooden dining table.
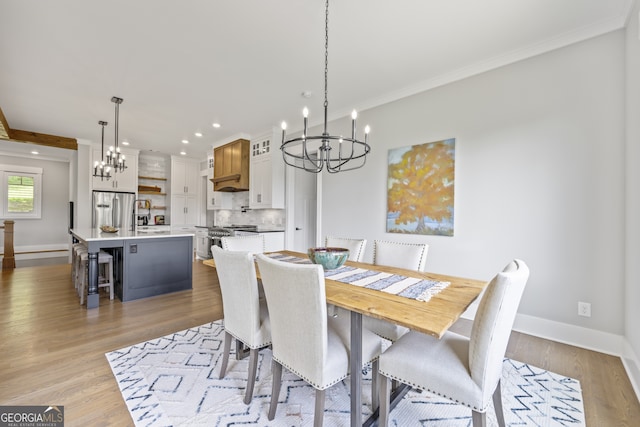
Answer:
[204,250,488,427]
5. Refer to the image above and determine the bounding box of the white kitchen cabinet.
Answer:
[171,157,199,196]
[170,157,199,226]
[171,194,198,226]
[195,227,211,259]
[206,168,232,210]
[261,231,285,252]
[91,148,138,192]
[249,129,285,209]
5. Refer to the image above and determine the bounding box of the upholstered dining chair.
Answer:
[221,234,265,254]
[325,236,367,262]
[373,239,429,272]
[211,246,271,404]
[378,259,530,427]
[255,253,383,426]
[357,240,430,342]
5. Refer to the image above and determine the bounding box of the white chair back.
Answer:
[373,240,428,272]
[211,246,269,348]
[221,234,265,254]
[377,259,530,426]
[256,254,338,388]
[469,259,529,404]
[325,236,367,262]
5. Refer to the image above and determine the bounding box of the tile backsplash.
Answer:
[206,192,285,227]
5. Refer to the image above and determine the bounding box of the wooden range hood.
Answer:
[210,138,250,192]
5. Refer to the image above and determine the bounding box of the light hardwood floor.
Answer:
[1,261,639,426]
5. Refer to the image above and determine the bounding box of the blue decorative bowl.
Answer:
[308,247,350,270]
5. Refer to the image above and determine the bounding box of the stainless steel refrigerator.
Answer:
[92,190,135,230]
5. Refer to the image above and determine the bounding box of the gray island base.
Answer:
[70,228,194,308]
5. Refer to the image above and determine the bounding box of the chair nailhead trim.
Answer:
[226,329,271,349]
[378,371,489,412]
[273,356,347,390]
[373,240,428,271]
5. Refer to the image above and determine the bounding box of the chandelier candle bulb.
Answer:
[351,110,357,140]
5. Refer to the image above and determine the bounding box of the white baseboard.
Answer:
[461,309,640,403]
[622,342,640,404]
[512,313,626,356]
[8,243,70,260]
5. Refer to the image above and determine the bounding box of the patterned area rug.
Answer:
[106,321,585,426]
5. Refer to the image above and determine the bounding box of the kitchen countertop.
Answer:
[203,225,285,233]
[71,228,195,241]
[255,227,285,233]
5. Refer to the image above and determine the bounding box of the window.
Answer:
[1,165,43,219]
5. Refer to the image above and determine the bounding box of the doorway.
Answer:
[285,166,317,251]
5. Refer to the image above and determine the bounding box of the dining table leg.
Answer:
[86,251,99,309]
[350,310,363,427]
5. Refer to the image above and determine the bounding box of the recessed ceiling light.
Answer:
[212,123,221,128]
[301,90,312,98]
[121,140,130,146]
[195,132,203,137]
[182,139,189,144]
[31,150,39,155]
[180,151,186,155]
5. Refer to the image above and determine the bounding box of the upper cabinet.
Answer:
[212,139,250,192]
[171,157,199,196]
[91,148,138,192]
[249,129,285,209]
[170,157,199,226]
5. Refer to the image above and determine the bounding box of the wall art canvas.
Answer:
[387,138,455,236]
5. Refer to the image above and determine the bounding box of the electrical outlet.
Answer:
[578,301,591,317]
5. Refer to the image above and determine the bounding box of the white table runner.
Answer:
[266,253,450,302]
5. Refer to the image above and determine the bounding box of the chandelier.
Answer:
[280,0,370,173]
[92,120,111,181]
[105,96,127,172]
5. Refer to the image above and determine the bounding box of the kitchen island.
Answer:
[70,228,194,309]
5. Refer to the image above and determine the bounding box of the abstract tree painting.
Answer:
[387,138,455,236]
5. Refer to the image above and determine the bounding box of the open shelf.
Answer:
[139,191,167,196]
[138,175,167,181]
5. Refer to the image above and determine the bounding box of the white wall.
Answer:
[625,1,640,389]
[0,154,70,247]
[75,142,92,230]
[322,31,626,336]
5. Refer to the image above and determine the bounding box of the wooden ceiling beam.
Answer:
[0,106,11,139]
[9,129,78,150]
[0,105,77,150]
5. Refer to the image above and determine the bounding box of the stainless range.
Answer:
[208,225,258,252]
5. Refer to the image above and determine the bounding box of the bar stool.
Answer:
[72,243,92,286]
[77,250,114,305]
[72,243,87,290]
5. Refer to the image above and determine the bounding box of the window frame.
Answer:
[0,164,43,219]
